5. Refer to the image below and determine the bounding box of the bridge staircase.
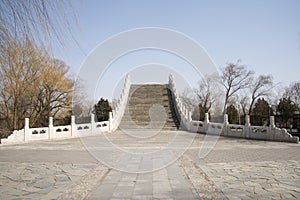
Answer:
[118,84,180,131]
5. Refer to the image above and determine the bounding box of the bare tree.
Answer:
[180,74,221,120]
[180,88,197,111]
[248,75,273,115]
[194,75,219,114]
[238,94,250,116]
[0,0,77,47]
[31,59,74,127]
[0,38,73,133]
[0,38,43,130]
[284,82,300,107]
[0,1,78,137]
[220,61,254,115]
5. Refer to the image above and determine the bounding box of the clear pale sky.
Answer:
[52,0,300,100]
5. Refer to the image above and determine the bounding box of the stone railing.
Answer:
[109,74,131,132]
[1,74,298,144]
[169,74,298,143]
[1,114,109,145]
[168,74,192,130]
[0,74,131,145]
[190,113,298,143]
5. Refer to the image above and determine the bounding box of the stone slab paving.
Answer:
[0,162,106,200]
[88,161,199,199]
[201,160,300,199]
[0,131,299,199]
[185,134,300,199]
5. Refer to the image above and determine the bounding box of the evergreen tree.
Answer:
[277,98,298,127]
[226,104,239,124]
[251,98,272,126]
[94,98,112,122]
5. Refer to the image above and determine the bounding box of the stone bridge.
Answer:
[1,74,298,144]
[0,75,300,199]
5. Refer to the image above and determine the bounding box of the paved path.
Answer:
[0,130,299,199]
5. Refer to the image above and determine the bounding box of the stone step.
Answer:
[122,115,174,121]
[124,110,173,115]
[121,115,177,120]
[120,120,177,124]
[119,124,177,130]
[128,99,169,104]
[127,104,170,108]
[119,84,179,131]
[119,122,177,126]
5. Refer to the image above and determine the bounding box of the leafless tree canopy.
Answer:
[194,75,220,113]
[180,74,223,120]
[0,1,78,138]
[284,82,300,107]
[182,62,276,119]
[0,38,73,135]
[220,61,254,114]
[247,75,273,115]
[180,88,197,111]
[0,0,76,46]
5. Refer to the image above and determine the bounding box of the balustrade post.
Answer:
[223,114,229,136]
[266,116,276,140]
[269,116,275,128]
[71,115,76,137]
[224,114,229,125]
[91,113,95,135]
[49,117,53,139]
[109,112,113,132]
[126,74,131,85]
[169,74,173,83]
[245,115,250,138]
[24,118,29,142]
[245,115,250,126]
[204,113,209,133]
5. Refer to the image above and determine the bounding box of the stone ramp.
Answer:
[118,84,180,131]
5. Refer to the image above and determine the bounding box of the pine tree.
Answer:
[251,98,272,126]
[94,98,112,122]
[277,98,298,127]
[226,104,239,124]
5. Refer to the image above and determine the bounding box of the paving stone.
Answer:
[112,186,134,198]
[29,179,55,190]
[54,174,70,182]
[0,130,299,199]
[197,160,300,199]
[132,195,153,200]
[134,182,153,195]
[88,183,116,199]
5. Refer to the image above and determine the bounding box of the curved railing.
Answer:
[2,74,298,144]
[168,74,192,130]
[110,74,131,131]
[167,74,298,143]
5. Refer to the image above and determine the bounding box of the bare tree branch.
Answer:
[0,38,74,131]
[220,61,254,115]
[0,0,77,48]
[248,75,274,115]
[284,82,300,108]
